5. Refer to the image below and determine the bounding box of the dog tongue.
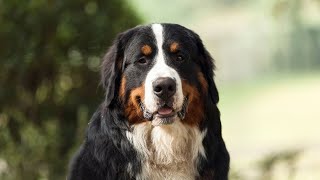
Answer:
[158,107,173,115]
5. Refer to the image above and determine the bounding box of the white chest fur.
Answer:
[126,120,207,180]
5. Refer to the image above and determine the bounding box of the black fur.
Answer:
[68,23,229,180]
[68,105,141,180]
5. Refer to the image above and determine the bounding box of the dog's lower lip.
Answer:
[152,113,177,126]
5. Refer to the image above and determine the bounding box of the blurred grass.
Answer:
[218,72,320,179]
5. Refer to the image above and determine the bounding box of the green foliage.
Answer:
[0,0,141,179]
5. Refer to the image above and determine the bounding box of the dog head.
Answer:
[101,23,219,126]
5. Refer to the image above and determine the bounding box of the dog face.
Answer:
[102,23,218,126]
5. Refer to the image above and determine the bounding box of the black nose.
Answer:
[153,77,176,100]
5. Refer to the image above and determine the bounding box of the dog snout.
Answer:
[152,77,176,100]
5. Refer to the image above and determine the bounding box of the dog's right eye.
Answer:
[137,57,147,64]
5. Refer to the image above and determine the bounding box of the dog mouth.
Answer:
[156,105,175,118]
[139,96,188,126]
[152,105,177,126]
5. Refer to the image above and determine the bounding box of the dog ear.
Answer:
[200,47,219,104]
[101,33,125,108]
[193,33,219,104]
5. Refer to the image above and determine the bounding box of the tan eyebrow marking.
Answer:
[141,45,152,55]
[170,42,179,53]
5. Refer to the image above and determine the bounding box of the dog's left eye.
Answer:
[137,57,147,64]
[176,55,184,62]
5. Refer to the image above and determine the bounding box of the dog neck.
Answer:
[126,119,207,180]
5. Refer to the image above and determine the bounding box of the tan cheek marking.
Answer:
[141,45,152,56]
[170,42,179,53]
[198,72,208,93]
[182,80,204,126]
[125,84,146,124]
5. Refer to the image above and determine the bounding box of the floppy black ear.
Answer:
[101,27,138,108]
[201,48,219,104]
[193,33,219,104]
[101,33,125,108]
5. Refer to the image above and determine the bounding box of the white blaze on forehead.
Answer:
[144,24,184,113]
[152,24,164,53]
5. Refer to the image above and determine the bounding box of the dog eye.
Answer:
[137,57,147,64]
[176,55,184,62]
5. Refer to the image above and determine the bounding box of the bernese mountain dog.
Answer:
[68,23,230,180]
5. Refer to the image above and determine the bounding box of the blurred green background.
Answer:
[0,0,319,179]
